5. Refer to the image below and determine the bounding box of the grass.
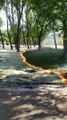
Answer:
[23,48,66,69]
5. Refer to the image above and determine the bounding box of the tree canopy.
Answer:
[0,0,67,56]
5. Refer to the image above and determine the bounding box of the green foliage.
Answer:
[10,23,17,36]
[0,0,67,51]
[0,0,5,9]
[0,17,4,27]
[11,0,21,11]
[30,0,67,25]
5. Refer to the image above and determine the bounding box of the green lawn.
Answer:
[23,48,66,69]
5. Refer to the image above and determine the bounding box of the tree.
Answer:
[60,1,67,58]
[13,0,26,52]
[5,0,13,50]
[29,0,48,50]
[30,0,67,55]
[4,0,26,51]
[44,0,67,57]
[50,0,67,57]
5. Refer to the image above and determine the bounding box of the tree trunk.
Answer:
[11,0,14,24]
[26,4,30,50]
[5,2,13,50]
[0,29,5,49]
[63,20,67,58]
[53,29,57,49]
[38,27,43,50]
[7,19,13,50]
[26,35,29,49]
[7,31,13,50]
[31,35,35,47]
[15,0,26,52]
[52,21,57,49]
[23,32,26,46]
[15,34,20,52]
[26,26,29,49]
[38,36,41,50]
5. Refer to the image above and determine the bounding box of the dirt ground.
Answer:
[0,88,67,120]
[0,49,67,120]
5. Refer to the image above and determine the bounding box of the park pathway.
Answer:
[0,49,65,85]
[0,49,67,120]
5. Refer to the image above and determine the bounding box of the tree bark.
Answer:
[31,35,35,47]
[26,3,30,49]
[7,18,13,50]
[52,21,57,49]
[23,32,26,46]
[0,29,5,49]
[38,26,43,50]
[11,0,14,24]
[63,20,67,58]
[15,0,26,52]
[5,1,13,50]
[53,29,57,49]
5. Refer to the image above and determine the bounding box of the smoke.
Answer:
[41,30,63,48]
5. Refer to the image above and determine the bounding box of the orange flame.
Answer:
[20,51,50,71]
[54,70,67,84]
